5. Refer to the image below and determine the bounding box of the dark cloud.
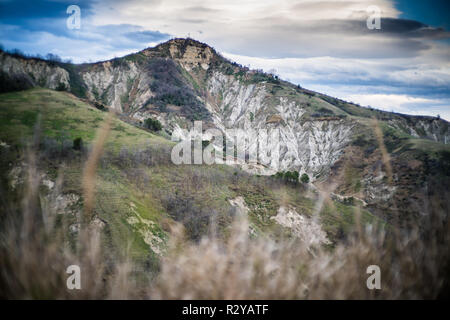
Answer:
[364,18,450,39]
[257,16,450,39]
[379,18,426,33]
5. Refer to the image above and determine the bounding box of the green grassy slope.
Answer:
[0,88,173,272]
[0,88,168,149]
[0,88,386,269]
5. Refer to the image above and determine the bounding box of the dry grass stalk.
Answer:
[82,112,112,223]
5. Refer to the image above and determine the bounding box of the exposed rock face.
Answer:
[52,193,81,215]
[166,39,215,71]
[205,70,355,175]
[0,52,70,90]
[81,60,153,112]
[126,201,165,255]
[271,206,330,247]
[228,197,330,245]
[363,173,398,203]
[388,117,450,144]
[206,70,268,127]
[228,196,249,215]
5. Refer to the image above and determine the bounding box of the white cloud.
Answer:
[344,93,447,115]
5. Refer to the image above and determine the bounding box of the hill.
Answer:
[0,88,389,264]
[1,38,449,225]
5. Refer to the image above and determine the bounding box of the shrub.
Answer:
[300,173,310,184]
[0,71,33,93]
[201,140,210,149]
[317,107,334,115]
[273,171,299,184]
[73,137,83,150]
[45,53,62,63]
[39,137,74,160]
[93,102,107,111]
[144,118,162,132]
[56,82,67,91]
[285,171,299,183]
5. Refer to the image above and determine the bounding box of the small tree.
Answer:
[73,137,83,150]
[292,171,299,182]
[300,173,310,184]
[202,140,210,149]
[144,118,162,132]
[94,102,107,111]
[274,171,284,179]
[282,171,299,184]
[45,53,62,63]
[56,82,67,91]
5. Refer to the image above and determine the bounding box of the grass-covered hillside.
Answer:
[0,88,168,148]
[0,88,386,273]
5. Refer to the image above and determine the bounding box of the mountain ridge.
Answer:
[1,38,449,123]
[1,38,449,183]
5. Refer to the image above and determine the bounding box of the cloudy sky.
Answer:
[1,0,449,120]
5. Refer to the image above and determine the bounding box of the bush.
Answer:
[93,102,107,111]
[56,82,67,91]
[273,171,299,184]
[300,173,310,184]
[0,71,33,93]
[317,107,334,115]
[73,137,83,150]
[45,53,62,63]
[39,136,77,160]
[144,118,162,132]
[285,171,299,183]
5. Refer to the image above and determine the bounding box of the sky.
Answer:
[0,0,449,120]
